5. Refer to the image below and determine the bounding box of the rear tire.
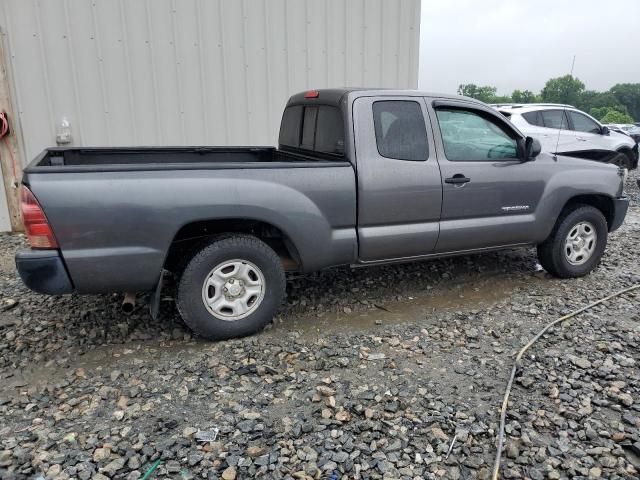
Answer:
[537,205,608,278]
[177,235,286,340]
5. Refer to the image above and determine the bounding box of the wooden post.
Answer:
[0,31,23,231]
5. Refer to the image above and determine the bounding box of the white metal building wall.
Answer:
[0,0,421,231]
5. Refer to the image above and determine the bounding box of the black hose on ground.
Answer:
[492,284,640,480]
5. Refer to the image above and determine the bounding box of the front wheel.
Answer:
[537,205,608,278]
[177,235,286,340]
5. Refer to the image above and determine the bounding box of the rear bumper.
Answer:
[15,249,74,295]
[609,197,629,232]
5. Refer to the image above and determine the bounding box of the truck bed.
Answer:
[23,146,357,293]
[28,146,341,172]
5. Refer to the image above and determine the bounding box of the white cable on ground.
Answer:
[492,283,640,480]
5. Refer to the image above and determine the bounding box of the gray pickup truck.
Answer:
[16,89,629,339]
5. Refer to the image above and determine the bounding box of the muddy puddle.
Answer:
[1,340,209,396]
[2,272,546,396]
[269,273,545,337]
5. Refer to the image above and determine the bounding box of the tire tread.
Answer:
[537,204,607,278]
[176,234,286,340]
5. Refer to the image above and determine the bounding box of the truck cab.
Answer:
[282,90,626,262]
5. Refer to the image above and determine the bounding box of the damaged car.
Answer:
[494,104,638,170]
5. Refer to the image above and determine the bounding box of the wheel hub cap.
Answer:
[201,260,265,321]
[564,221,597,266]
[226,281,243,297]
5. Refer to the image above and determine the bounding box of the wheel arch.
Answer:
[616,145,638,169]
[163,218,303,274]
[559,194,615,231]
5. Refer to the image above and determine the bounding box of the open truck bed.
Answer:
[28,146,341,172]
[20,143,356,295]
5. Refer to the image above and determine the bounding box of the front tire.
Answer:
[537,205,608,278]
[177,235,286,340]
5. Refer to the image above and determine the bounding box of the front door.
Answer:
[353,96,442,261]
[566,110,610,158]
[429,100,547,252]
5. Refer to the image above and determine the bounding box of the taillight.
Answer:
[21,186,58,249]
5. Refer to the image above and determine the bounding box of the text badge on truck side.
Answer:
[16,89,630,340]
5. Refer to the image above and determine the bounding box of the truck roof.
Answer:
[286,88,483,108]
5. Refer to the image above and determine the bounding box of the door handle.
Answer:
[445,174,471,185]
[577,137,587,141]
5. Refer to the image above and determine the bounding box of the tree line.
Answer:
[457,76,640,124]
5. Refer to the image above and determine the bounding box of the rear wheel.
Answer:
[537,205,608,278]
[177,235,286,340]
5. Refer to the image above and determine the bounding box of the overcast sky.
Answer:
[418,0,640,95]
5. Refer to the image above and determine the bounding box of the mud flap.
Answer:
[149,270,165,320]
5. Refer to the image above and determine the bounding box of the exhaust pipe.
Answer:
[122,292,136,314]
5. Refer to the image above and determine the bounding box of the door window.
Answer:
[540,110,568,129]
[435,108,518,161]
[522,111,543,126]
[568,111,601,134]
[372,101,429,161]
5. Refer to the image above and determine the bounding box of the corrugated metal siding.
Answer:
[0,0,419,164]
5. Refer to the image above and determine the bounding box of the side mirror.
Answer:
[520,136,541,161]
[601,126,610,136]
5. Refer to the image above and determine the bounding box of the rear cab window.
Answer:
[279,105,345,157]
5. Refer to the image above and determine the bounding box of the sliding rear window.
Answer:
[279,105,345,156]
[279,106,303,147]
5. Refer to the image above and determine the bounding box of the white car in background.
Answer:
[493,103,638,169]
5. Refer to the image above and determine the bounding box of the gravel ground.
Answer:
[0,171,639,480]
